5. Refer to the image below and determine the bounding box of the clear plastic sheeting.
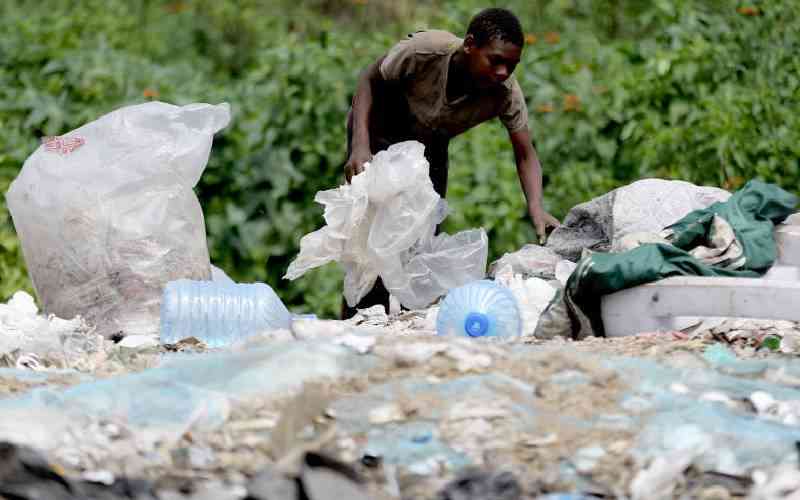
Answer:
[0,342,369,452]
[604,354,800,476]
[6,102,231,337]
[384,229,488,310]
[285,141,488,309]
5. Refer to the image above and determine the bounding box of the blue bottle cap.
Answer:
[464,312,490,337]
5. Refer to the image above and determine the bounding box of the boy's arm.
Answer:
[345,57,386,183]
[509,127,560,243]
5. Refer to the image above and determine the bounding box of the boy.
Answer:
[343,7,559,318]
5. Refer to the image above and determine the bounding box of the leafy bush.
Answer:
[1,0,796,320]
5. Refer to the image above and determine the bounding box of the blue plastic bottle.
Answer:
[436,280,522,339]
[160,280,292,347]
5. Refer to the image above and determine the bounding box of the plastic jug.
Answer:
[160,280,292,347]
[436,280,522,339]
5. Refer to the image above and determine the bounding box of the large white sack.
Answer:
[6,101,230,337]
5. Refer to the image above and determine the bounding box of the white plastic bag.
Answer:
[494,264,557,337]
[285,141,488,310]
[7,101,230,337]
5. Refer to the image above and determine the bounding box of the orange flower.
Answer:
[723,176,745,190]
[164,1,188,14]
[536,103,555,113]
[563,94,581,112]
[737,6,760,16]
[544,32,560,45]
[143,88,160,99]
[525,33,538,45]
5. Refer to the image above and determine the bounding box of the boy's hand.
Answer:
[529,205,560,244]
[344,148,372,183]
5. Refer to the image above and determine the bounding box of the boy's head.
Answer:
[463,8,524,89]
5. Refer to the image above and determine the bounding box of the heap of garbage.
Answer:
[3,101,800,500]
[2,288,800,499]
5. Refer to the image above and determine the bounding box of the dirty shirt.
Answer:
[375,30,529,143]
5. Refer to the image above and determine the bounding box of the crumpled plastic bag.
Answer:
[0,291,101,370]
[6,102,230,337]
[494,264,557,337]
[285,141,488,310]
[488,244,563,280]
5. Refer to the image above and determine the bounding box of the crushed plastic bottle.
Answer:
[160,280,292,347]
[436,280,522,339]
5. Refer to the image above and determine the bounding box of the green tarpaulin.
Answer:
[565,180,798,338]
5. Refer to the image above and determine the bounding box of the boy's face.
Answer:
[464,35,522,89]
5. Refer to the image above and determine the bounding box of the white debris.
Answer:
[488,244,562,279]
[6,291,38,316]
[446,401,510,421]
[82,469,115,485]
[700,391,737,409]
[574,446,607,473]
[291,318,350,340]
[522,433,558,447]
[349,305,390,328]
[750,464,800,500]
[445,346,492,373]
[378,342,449,367]
[15,353,43,371]
[494,264,556,337]
[0,291,102,369]
[368,403,406,424]
[422,306,439,331]
[0,291,46,336]
[749,391,800,426]
[555,260,577,286]
[750,391,778,415]
[117,335,159,350]
[631,451,695,500]
[333,334,376,354]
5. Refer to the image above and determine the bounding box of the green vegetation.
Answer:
[1,0,796,318]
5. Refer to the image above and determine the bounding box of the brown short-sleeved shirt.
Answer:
[377,30,529,141]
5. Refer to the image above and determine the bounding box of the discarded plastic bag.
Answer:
[285,141,488,309]
[494,264,556,337]
[7,102,230,337]
[383,229,488,310]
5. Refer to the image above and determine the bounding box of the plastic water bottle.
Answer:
[160,280,292,347]
[436,280,522,339]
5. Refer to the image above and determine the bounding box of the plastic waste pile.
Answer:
[5,122,800,500]
[285,141,488,310]
[6,102,231,338]
[3,272,800,499]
